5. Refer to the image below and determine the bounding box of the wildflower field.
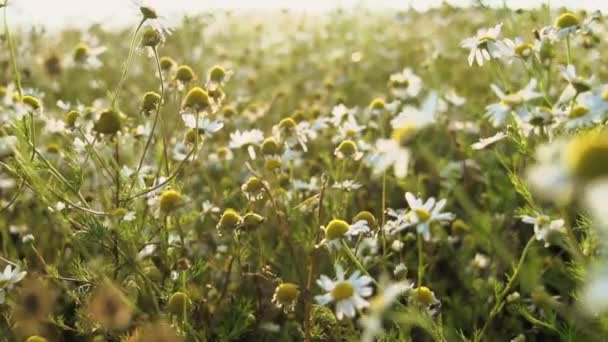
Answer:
[2,1,608,341]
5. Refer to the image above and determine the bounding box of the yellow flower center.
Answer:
[325,219,350,240]
[568,105,589,119]
[275,283,299,303]
[477,35,496,46]
[413,286,435,306]
[414,208,431,222]
[159,190,183,213]
[515,43,533,57]
[602,90,608,102]
[554,12,580,29]
[336,140,358,157]
[332,282,355,301]
[501,93,523,107]
[565,130,608,182]
[391,124,417,146]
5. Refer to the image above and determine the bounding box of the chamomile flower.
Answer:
[550,11,581,41]
[386,192,454,240]
[272,283,299,312]
[369,135,412,179]
[0,264,26,304]
[318,219,370,251]
[229,129,264,159]
[521,214,566,247]
[460,23,509,66]
[558,94,604,130]
[132,0,172,35]
[409,286,441,314]
[391,91,440,129]
[315,265,374,320]
[388,68,422,99]
[527,129,608,203]
[182,115,224,137]
[360,281,412,342]
[333,115,366,143]
[558,64,594,104]
[273,118,312,152]
[70,42,106,69]
[485,79,542,126]
[330,104,356,126]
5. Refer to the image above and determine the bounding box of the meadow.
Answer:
[1,1,608,341]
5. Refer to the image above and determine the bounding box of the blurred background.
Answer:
[6,0,607,29]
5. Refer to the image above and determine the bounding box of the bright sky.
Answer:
[4,0,607,29]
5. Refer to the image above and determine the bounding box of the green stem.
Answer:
[417,234,424,286]
[110,18,146,108]
[125,47,165,202]
[341,239,377,285]
[475,236,535,342]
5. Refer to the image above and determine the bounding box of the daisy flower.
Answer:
[132,0,172,35]
[369,137,411,179]
[391,91,440,130]
[557,93,605,130]
[229,129,264,159]
[409,286,441,314]
[388,68,422,99]
[460,23,509,66]
[71,41,106,70]
[318,219,370,251]
[333,115,366,143]
[360,281,412,342]
[485,79,542,127]
[0,264,26,304]
[521,214,566,247]
[330,104,356,127]
[315,265,374,320]
[272,283,299,312]
[558,64,594,104]
[527,129,608,203]
[386,192,454,240]
[182,115,224,137]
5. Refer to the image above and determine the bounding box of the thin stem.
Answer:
[341,239,377,285]
[304,174,328,342]
[475,236,535,342]
[125,47,165,201]
[110,18,146,108]
[417,234,424,286]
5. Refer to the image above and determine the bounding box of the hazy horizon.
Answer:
[3,0,606,30]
